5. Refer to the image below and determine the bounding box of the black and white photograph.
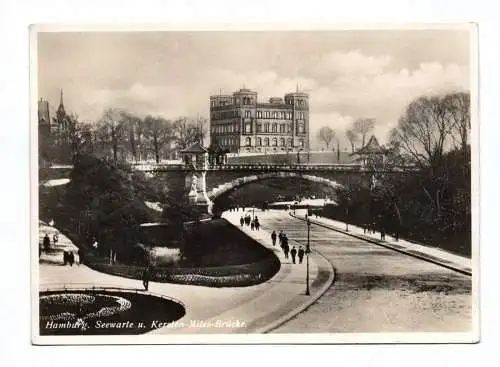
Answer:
[31,25,478,344]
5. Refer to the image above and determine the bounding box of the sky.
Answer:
[37,29,471,146]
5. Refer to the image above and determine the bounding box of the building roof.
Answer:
[181,142,208,154]
[352,135,386,155]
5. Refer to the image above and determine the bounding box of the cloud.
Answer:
[38,34,470,147]
[305,50,393,79]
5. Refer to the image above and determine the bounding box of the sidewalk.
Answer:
[290,209,472,276]
[38,215,334,334]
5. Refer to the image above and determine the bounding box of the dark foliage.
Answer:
[323,148,471,256]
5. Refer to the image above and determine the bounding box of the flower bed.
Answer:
[86,253,280,287]
[39,290,185,335]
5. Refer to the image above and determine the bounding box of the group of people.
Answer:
[240,215,260,231]
[41,233,58,252]
[271,230,306,264]
[40,232,84,266]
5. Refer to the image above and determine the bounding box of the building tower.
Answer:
[209,87,309,154]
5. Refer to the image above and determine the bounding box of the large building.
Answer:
[209,88,309,154]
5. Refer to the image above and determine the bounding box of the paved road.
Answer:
[256,211,472,333]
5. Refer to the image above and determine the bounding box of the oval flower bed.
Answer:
[39,290,185,335]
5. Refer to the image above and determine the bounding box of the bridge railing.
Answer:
[131,162,420,173]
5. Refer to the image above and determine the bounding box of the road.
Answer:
[255,210,472,333]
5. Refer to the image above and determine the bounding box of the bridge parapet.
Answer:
[132,162,419,174]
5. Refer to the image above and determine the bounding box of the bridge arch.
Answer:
[207,171,344,214]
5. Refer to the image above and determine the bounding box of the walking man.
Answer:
[43,233,51,252]
[298,246,305,264]
[290,246,297,264]
[240,216,244,226]
[250,221,255,231]
[254,217,260,231]
[142,265,152,291]
[278,230,284,247]
[271,230,277,246]
[282,234,289,259]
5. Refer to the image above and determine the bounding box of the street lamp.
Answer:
[345,197,350,232]
[305,218,311,296]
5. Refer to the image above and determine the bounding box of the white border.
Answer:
[30,23,479,346]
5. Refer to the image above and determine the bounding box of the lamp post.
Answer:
[305,218,311,296]
[345,197,350,232]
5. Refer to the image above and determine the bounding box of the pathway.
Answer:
[37,213,334,334]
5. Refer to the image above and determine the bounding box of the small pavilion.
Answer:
[351,135,387,170]
[180,142,209,170]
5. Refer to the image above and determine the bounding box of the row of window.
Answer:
[212,124,240,134]
[211,97,307,109]
[212,109,308,121]
[215,137,306,148]
[212,122,306,135]
[244,137,305,148]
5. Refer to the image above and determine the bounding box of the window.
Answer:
[264,123,270,133]
[257,111,262,118]
[245,137,252,146]
[287,138,293,147]
[264,138,269,146]
[257,137,262,146]
[245,110,251,118]
[256,124,262,133]
[272,138,277,146]
[300,139,304,147]
[280,138,285,146]
[265,111,270,119]
[245,123,252,133]
[272,123,277,133]
[286,124,291,133]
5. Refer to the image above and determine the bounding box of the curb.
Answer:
[255,249,336,334]
[223,214,337,334]
[290,213,472,277]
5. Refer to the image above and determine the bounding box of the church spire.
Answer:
[56,88,66,121]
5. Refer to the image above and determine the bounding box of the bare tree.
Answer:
[390,94,460,167]
[121,112,143,162]
[317,126,336,149]
[96,108,126,161]
[144,116,174,164]
[173,117,206,151]
[345,129,360,153]
[354,118,376,147]
[444,92,470,152]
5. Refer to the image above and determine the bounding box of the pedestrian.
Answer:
[282,235,289,259]
[78,248,84,265]
[63,251,68,265]
[240,216,244,226]
[68,251,75,266]
[250,221,255,231]
[53,233,59,246]
[254,217,260,230]
[43,233,51,252]
[278,230,284,246]
[290,246,297,264]
[380,228,386,241]
[271,230,277,246]
[298,246,305,264]
[142,265,152,291]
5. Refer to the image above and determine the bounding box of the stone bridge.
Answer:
[133,162,418,217]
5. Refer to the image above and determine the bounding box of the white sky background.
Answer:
[37,30,470,147]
